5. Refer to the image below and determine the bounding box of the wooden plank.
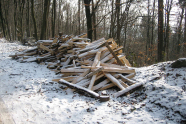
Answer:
[98,73,135,91]
[118,79,129,88]
[118,74,136,84]
[99,83,115,91]
[71,69,90,84]
[92,79,110,91]
[100,62,128,69]
[88,74,97,90]
[81,66,135,74]
[78,49,99,58]
[52,76,79,82]
[58,79,110,102]
[77,38,105,53]
[40,43,53,53]
[92,50,101,67]
[61,72,82,77]
[105,42,124,66]
[24,51,37,56]
[62,57,71,68]
[119,56,131,67]
[104,73,125,90]
[113,82,143,97]
[52,38,58,44]
[61,68,89,73]
[85,67,103,79]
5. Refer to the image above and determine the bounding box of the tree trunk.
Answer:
[3,0,11,40]
[84,0,92,41]
[184,8,186,56]
[0,0,6,37]
[116,0,121,45]
[151,0,155,57]
[78,0,81,35]
[92,0,97,40]
[177,8,184,55]
[26,0,30,37]
[31,0,38,41]
[158,0,164,62]
[109,1,114,38]
[14,0,17,40]
[40,0,50,40]
[165,0,173,61]
[146,0,150,61]
[52,0,56,38]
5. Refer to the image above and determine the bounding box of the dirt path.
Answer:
[0,97,14,124]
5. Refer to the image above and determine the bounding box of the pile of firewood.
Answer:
[9,34,143,102]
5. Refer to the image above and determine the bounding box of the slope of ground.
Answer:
[0,38,186,124]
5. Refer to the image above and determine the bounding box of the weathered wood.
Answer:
[100,54,114,63]
[105,42,124,66]
[81,66,135,74]
[92,79,110,91]
[52,38,58,44]
[88,74,97,90]
[119,55,131,67]
[118,74,136,84]
[62,57,71,68]
[61,68,88,73]
[58,79,110,101]
[118,79,129,88]
[100,62,128,69]
[113,82,143,97]
[78,49,99,58]
[40,43,53,53]
[61,72,82,77]
[104,73,125,90]
[99,83,115,91]
[85,67,103,79]
[24,51,37,56]
[71,69,90,84]
[92,50,101,67]
[98,73,134,91]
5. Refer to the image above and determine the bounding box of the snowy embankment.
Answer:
[0,38,186,124]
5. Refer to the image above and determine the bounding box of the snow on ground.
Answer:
[0,38,186,124]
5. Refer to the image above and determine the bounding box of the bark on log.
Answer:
[58,79,110,101]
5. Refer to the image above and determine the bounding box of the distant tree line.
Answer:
[0,0,185,66]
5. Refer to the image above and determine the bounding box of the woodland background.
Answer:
[0,0,185,67]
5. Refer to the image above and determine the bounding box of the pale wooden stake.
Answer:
[88,74,97,90]
[104,73,125,90]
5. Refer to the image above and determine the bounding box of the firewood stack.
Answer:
[9,33,143,102]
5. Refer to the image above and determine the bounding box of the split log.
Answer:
[104,73,125,90]
[71,69,90,84]
[61,68,88,73]
[92,79,110,91]
[118,74,136,85]
[105,42,123,66]
[119,56,131,67]
[113,82,143,97]
[98,73,134,91]
[81,66,135,74]
[24,51,37,56]
[58,79,110,102]
[92,50,101,67]
[88,74,97,90]
[40,44,53,53]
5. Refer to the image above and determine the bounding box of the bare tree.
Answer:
[31,0,38,41]
[158,0,164,62]
[40,0,50,40]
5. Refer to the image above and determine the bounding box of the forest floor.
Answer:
[0,38,186,124]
